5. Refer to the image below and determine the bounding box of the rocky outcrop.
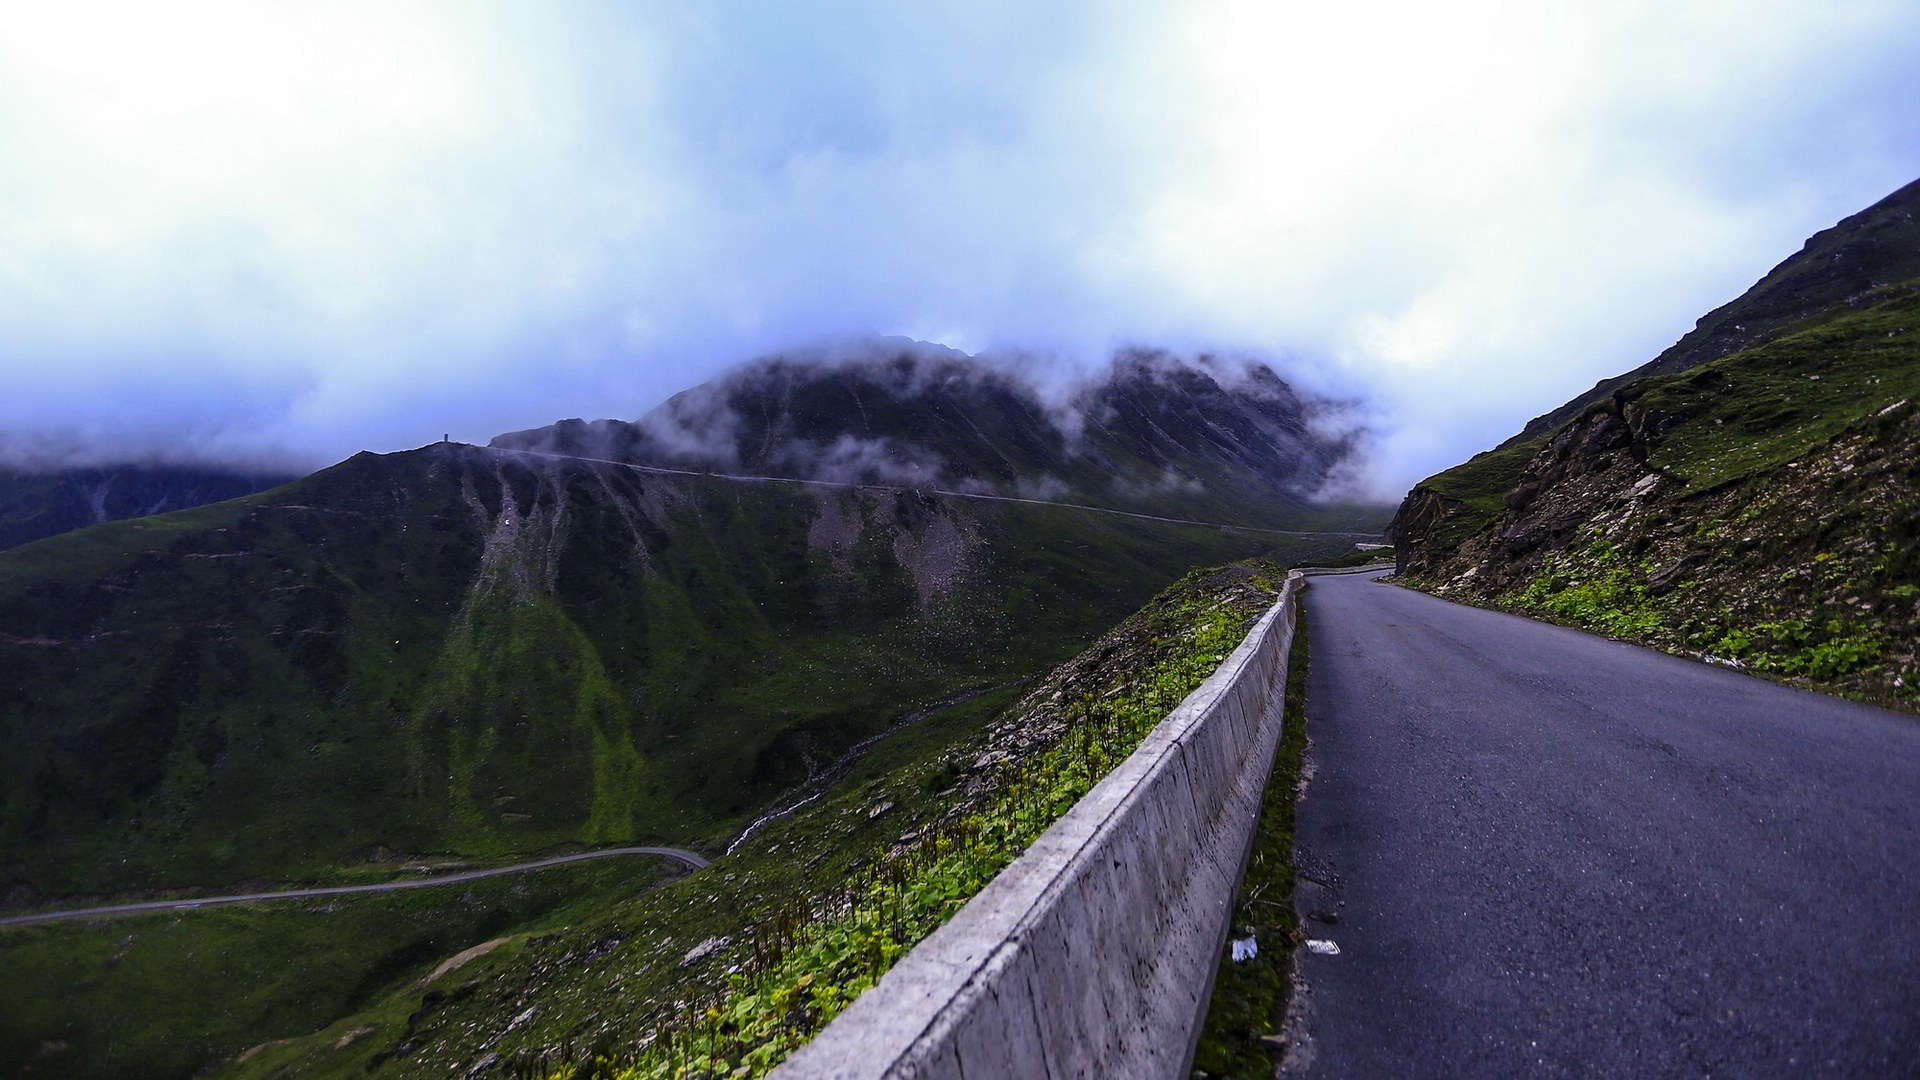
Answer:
[1397,394,1660,589]
[1386,488,1459,577]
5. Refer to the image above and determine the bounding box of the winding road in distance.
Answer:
[1287,569,1919,1077]
[0,846,708,928]
[484,444,1385,540]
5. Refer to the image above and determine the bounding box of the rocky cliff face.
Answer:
[1395,389,1671,583]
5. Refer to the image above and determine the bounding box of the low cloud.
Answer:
[776,434,946,488]
[493,339,1364,505]
[1,1,1916,496]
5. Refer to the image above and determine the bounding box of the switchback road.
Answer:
[1287,570,1919,1077]
[0,846,707,928]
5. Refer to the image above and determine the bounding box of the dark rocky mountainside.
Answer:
[1392,181,1920,709]
[492,342,1370,531]
[0,465,294,551]
[1508,177,1920,446]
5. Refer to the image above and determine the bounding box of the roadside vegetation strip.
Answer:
[0,846,709,928]
[1191,579,1314,1079]
[536,564,1282,1080]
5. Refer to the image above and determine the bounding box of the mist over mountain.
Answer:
[493,341,1369,530]
[0,465,295,552]
[7,5,1920,1076]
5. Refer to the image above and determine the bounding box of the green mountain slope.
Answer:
[1,559,1288,1080]
[1393,281,1920,707]
[1,441,1348,898]
[1507,176,1920,446]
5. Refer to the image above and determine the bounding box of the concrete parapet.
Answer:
[775,569,1324,1079]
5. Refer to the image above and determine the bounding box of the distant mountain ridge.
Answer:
[492,342,1365,530]
[0,464,294,551]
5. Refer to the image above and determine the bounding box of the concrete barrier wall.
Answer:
[775,568,1333,1079]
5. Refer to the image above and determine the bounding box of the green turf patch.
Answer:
[1632,286,1920,491]
[529,564,1283,1079]
[0,855,679,1080]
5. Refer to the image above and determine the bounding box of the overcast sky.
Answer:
[2,1,1917,496]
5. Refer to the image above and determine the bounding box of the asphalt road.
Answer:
[1287,570,1919,1077]
[0,845,707,928]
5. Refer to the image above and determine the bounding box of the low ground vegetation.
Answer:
[0,446,1302,898]
[0,856,677,1079]
[172,560,1288,1079]
[531,561,1282,1079]
[1190,585,1312,1078]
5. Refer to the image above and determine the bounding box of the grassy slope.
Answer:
[0,855,680,1080]
[1631,291,1920,489]
[1508,176,1920,444]
[1404,285,1920,708]
[2,444,1347,899]
[1390,438,1541,561]
[132,562,1284,1080]
[1403,283,1920,537]
[0,466,297,552]
[0,442,1362,1077]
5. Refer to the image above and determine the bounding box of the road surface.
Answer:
[0,846,707,928]
[1287,569,1919,1077]
[725,678,1031,855]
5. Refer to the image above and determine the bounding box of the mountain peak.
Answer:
[492,344,1362,527]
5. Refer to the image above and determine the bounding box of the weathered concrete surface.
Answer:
[775,570,1321,1080]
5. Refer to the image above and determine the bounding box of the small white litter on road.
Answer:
[1306,938,1341,955]
[1231,935,1258,962]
